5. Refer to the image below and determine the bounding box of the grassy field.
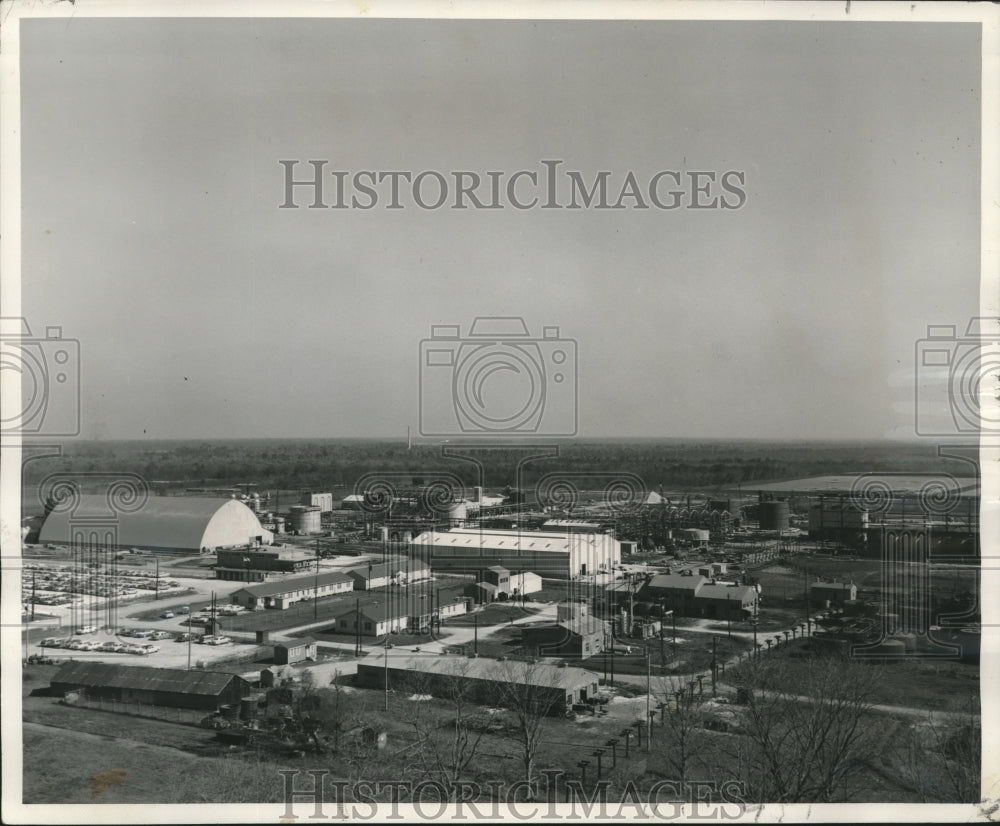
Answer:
[580,633,751,677]
[721,645,979,712]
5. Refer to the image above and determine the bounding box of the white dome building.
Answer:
[38,495,273,553]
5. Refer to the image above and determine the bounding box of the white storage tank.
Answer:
[288,505,322,535]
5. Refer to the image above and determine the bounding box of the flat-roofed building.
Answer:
[215,547,319,582]
[301,492,335,512]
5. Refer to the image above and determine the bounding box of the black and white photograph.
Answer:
[1,1,997,822]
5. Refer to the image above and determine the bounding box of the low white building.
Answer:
[229,571,353,610]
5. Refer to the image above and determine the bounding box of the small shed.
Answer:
[273,638,318,665]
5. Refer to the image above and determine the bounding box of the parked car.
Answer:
[38,638,58,648]
[159,611,175,619]
[175,633,194,642]
[149,631,172,641]
[76,625,97,635]
[125,645,150,655]
[139,643,160,654]
[66,640,84,650]
[99,641,120,652]
[177,606,190,614]
[132,629,155,639]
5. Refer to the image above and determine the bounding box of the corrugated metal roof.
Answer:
[51,661,244,695]
[38,495,271,551]
[231,570,351,598]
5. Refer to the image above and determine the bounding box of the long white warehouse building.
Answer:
[410,527,621,579]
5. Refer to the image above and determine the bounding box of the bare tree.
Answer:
[724,654,885,803]
[490,659,563,798]
[401,659,497,797]
[888,688,980,802]
[650,673,711,789]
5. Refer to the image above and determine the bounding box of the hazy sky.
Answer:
[20,19,982,440]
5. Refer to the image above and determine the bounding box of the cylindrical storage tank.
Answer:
[681,528,710,543]
[758,501,790,531]
[448,502,468,524]
[273,516,285,534]
[240,698,256,721]
[288,505,322,534]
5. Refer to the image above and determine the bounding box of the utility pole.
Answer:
[645,648,652,752]
[711,635,718,697]
[384,631,390,711]
[187,604,192,669]
[659,615,665,665]
[313,552,320,620]
[355,599,361,656]
[474,615,478,654]
[672,611,677,658]
[155,557,160,601]
[804,562,810,622]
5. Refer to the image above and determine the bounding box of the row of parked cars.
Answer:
[38,637,161,655]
